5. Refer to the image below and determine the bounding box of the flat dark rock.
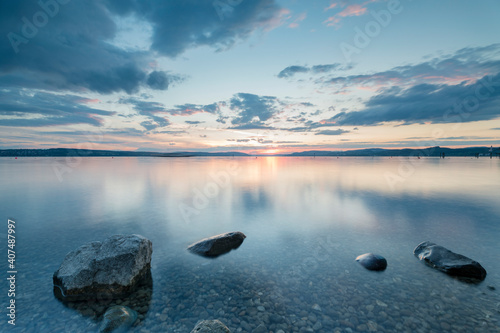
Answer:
[413,241,487,281]
[188,231,246,258]
[356,253,387,271]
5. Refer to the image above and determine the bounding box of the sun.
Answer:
[261,149,281,155]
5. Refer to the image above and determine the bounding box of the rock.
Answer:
[53,234,153,301]
[252,324,267,333]
[188,232,246,258]
[190,319,231,333]
[355,253,387,271]
[413,241,486,281]
[100,306,138,333]
[311,303,322,312]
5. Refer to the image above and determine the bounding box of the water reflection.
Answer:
[0,156,499,332]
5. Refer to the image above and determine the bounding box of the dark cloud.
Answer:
[155,130,186,136]
[146,71,181,90]
[277,63,352,78]
[229,93,279,128]
[116,0,283,58]
[185,120,205,124]
[277,65,309,78]
[315,129,349,135]
[329,73,500,126]
[0,0,283,94]
[167,103,219,116]
[119,98,170,130]
[300,102,314,107]
[324,44,500,90]
[0,88,113,127]
[229,123,277,130]
[0,1,154,94]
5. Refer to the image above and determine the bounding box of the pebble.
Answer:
[311,304,322,312]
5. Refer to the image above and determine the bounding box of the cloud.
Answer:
[167,103,219,116]
[0,0,283,94]
[229,93,279,128]
[329,72,500,126]
[146,71,182,90]
[277,65,310,78]
[104,0,283,57]
[315,129,350,135]
[185,120,205,124]
[324,1,380,27]
[119,98,170,130]
[288,12,306,29]
[0,88,113,127]
[324,44,500,90]
[277,63,351,78]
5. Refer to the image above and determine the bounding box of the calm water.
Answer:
[0,156,499,332]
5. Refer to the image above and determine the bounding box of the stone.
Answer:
[190,319,231,333]
[311,304,322,312]
[188,232,246,258]
[100,306,138,333]
[413,241,486,281]
[252,324,267,333]
[53,234,153,301]
[355,253,387,271]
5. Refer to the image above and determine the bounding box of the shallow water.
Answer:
[0,156,499,332]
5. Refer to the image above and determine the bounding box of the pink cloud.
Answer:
[339,4,367,17]
[324,1,381,27]
[288,12,307,29]
[77,98,100,104]
[325,3,338,11]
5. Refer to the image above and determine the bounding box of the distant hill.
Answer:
[287,146,500,157]
[0,146,498,157]
[0,148,249,157]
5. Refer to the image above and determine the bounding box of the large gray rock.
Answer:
[191,320,231,333]
[53,234,153,301]
[100,306,138,333]
[188,232,246,258]
[413,241,486,281]
[356,253,387,271]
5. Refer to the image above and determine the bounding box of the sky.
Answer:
[1,0,500,154]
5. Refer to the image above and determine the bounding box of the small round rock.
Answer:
[355,253,387,271]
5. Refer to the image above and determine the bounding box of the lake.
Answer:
[1,156,499,332]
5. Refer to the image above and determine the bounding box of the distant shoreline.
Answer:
[1,147,499,157]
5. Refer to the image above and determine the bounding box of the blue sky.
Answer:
[1,0,500,153]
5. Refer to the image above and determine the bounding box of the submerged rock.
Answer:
[100,306,138,333]
[356,253,387,271]
[413,241,486,281]
[188,232,246,258]
[190,319,231,333]
[53,234,153,301]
